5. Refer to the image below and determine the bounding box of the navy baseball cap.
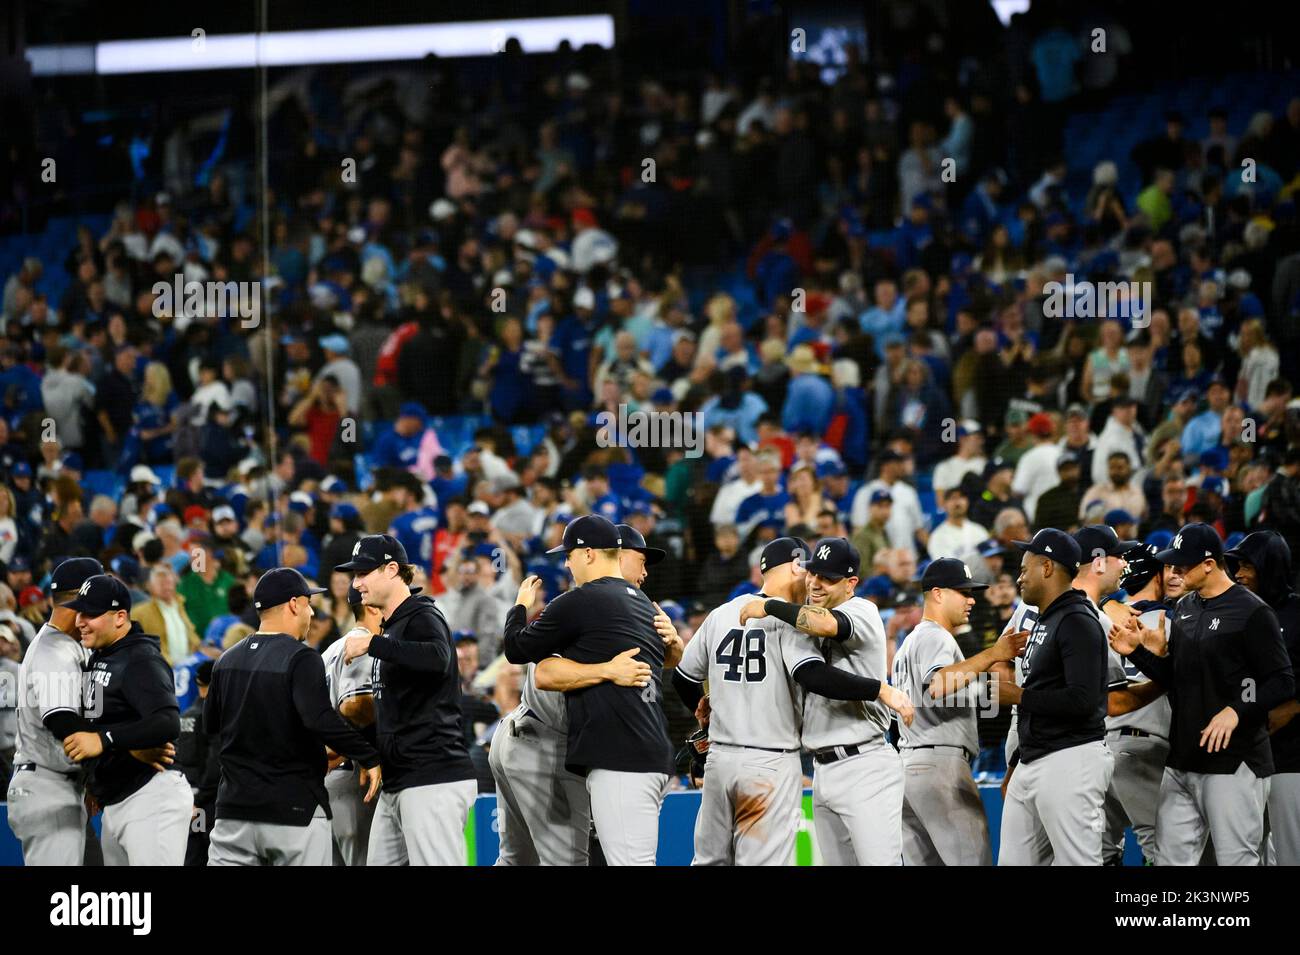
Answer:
[64,574,132,616]
[48,557,105,597]
[545,514,622,555]
[917,557,988,592]
[252,567,327,613]
[109,554,141,585]
[759,537,809,574]
[1155,523,1223,565]
[1074,525,1128,561]
[803,537,860,581]
[331,502,360,521]
[345,585,364,605]
[616,523,666,565]
[6,553,31,573]
[977,539,1007,558]
[336,534,410,572]
[869,489,893,505]
[453,630,478,644]
[1104,508,1137,526]
[816,460,847,479]
[1014,528,1082,574]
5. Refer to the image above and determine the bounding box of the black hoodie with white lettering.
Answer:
[83,623,181,805]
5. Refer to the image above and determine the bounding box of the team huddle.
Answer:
[6,512,1298,866]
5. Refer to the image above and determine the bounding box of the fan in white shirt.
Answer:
[1012,418,1064,524]
[931,422,987,498]
[926,488,989,563]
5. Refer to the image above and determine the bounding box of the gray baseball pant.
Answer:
[999,740,1114,866]
[488,710,590,866]
[5,766,86,866]
[208,807,332,865]
[1268,773,1300,866]
[101,770,193,866]
[900,748,991,866]
[1102,731,1168,864]
[325,764,375,866]
[812,739,904,866]
[1155,762,1267,866]
[692,744,802,866]
[585,769,670,866]
[366,779,477,866]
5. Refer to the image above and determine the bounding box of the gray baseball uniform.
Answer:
[677,593,823,866]
[488,665,591,866]
[801,596,903,866]
[892,619,991,865]
[1101,603,1172,864]
[321,631,376,866]
[1000,601,1039,766]
[4,623,89,866]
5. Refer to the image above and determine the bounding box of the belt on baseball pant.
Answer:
[1109,728,1160,740]
[14,762,82,781]
[813,742,877,765]
[902,744,974,761]
[712,742,799,754]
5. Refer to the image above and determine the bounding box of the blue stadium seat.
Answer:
[82,469,124,501]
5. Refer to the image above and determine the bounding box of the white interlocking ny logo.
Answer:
[816,545,831,561]
[352,541,361,556]
[1172,533,1183,549]
[963,563,972,578]
[79,580,92,596]
[1209,618,1220,631]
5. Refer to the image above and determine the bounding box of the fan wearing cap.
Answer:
[372,404,430,470]
[994,529,1114,866]
[60,574,194,866]
[318,586,383,866]
[892,558,1025,866]
[675,538,910,866]
[1092,540,1182,865]
[1110,524,1295,865]
[336,533,477,866]
[488,523,678,867]
[203,568,380,866]
[739,537,915,866]
[503,515,675,866]
[1222,531,1300,865]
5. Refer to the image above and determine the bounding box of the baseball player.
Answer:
[1112,524,1295,865]
[1097,541,1179,865]
[503,515,674,866]
[178,659,221,866]
[337,535,477,866]
[677,537,913,866]
[489,523,679,866]
[1224,531,1300,865]
[205,568,381,866]
[996,529,1113,866]
[62,575,194,866]
[320,586,379,865]
[893,557,1026,866]
[739,536,907,866]
[5,558,104,865]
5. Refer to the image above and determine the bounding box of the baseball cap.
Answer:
[1065,403,1089,420]
[64,574,132,616]
[109,554,142,585]
[183,504,209,525]
[336,534,411,572]
[1026,412,1054,438]
[1200,476,1227,497]
[877,448,905,466]
[917,557,988,592]
[6,553,31,573]
[759,537,809,575]
[802,537,860,582]
[320,475,346,494]
[398,402,427,422]
[12,461,32,478]
[319,334,350,354]
[288,491,315,513]
[1014,528,1082,574]
[346,585,364,605]
[1119,542,1163,595]
[545,514,622,555]
[1155,523,1223,565]
[212,505,237,524]
[330,502,360,521]
[129,464,162,485]
[869,489,893,505]
[616,524,666,566]
[466,501,491,516]
[1056,450,1080,470]
[1005,408,1029,426]
[977,539,1008,558]
[252,567,327,613]
[816,460,848,479]
[18,585,45,608]
[983,457,1013,479]
[1074,525,1128,564]
[1104,508,1137,526]
[62,452,84,472]
[48,557,105,597]
[453,630,478,644]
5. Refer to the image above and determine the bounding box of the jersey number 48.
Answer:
[716,628,768,683]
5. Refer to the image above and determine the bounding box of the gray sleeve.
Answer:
[677,612,713,684]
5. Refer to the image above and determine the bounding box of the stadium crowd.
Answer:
[3,7,1300,794]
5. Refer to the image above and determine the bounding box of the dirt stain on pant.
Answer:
[734,780,775,842]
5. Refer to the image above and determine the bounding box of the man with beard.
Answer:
[1223,531,1300,865]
